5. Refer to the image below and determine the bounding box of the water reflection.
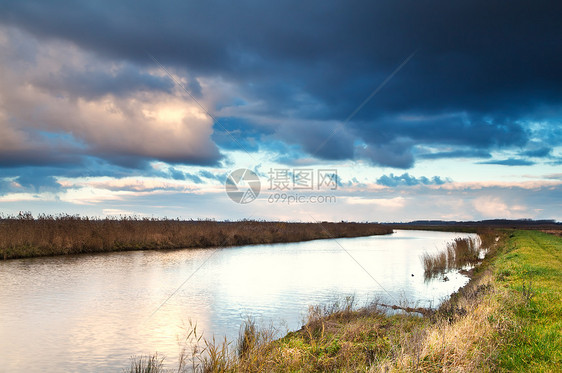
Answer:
[0,230,476,372]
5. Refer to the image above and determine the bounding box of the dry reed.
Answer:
[421,236,482,278]
[0,213,392,260]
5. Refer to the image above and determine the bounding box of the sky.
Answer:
[0,0,561,222]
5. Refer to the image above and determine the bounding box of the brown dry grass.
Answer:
[540,229,562,237]
[0,213,392,259]
[374,272,503,372]
[422,236,485,278]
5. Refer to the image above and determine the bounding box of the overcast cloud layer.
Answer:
[0,0,561,220]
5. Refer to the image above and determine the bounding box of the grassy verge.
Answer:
[126,229,562,372]
[493,230,562,371]
[0,214,392,260]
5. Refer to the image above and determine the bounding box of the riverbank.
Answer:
[129,229,561,372]
[0,214,392,260]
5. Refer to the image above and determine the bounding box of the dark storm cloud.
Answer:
[356,115,528,151]
[357,139,416,169]
[1,0,561,167]
[0,149,85,168]
[276,121,356,160]
[211,117,263,152]
[34,64,175,100]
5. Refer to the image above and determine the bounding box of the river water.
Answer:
[0,230,477,372]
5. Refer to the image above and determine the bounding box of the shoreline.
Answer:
[127,228,561,372]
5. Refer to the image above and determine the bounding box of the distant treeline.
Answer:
[0,213,393,260]
[389,219,562,232]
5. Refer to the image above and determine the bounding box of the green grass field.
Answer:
[494,230,562,371]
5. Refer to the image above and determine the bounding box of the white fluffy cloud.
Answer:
[0,26,220,168]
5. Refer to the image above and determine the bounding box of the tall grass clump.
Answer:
[0,212,392,259]
[237,318,258,358]
[421,250,448,275]
[422,236,483,278]
[451,237,480,265]
[171,318,277,372]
